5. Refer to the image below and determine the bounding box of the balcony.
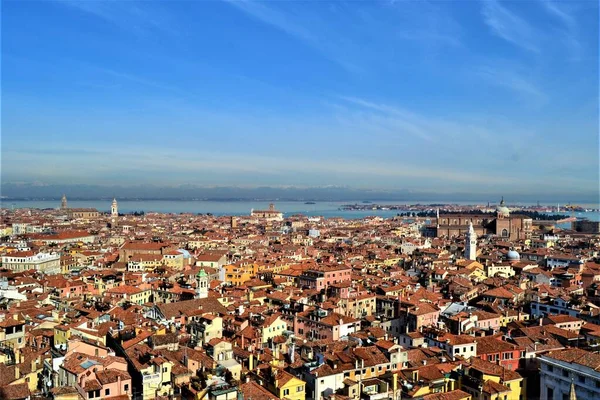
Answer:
[362,391,391,400]
[142,373,161,383]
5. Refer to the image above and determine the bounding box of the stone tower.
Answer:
[61,194,67,210]
[111,198,118,218]
[465,222,477,261]
[111,198,118,226]
[196,269,208,299]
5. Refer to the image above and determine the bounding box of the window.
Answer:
[562,370,569,377]
[548,365,554,373]
[124,384,129,392]
[163,367,167,373]
[105,389,110,397]
[297,386,303,392]
[283,389,289,396]
[578,375,585,384]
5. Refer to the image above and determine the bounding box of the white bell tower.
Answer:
[111,198,118,226]
[196,269,208,299]
[111,198,118,218]
[465,222,477,261]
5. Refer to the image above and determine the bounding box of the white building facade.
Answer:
[1,252,61,274]
[539,349,600,400]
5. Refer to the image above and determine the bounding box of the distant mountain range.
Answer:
[1,182,598,203]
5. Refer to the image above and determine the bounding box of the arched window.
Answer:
[502,229,509,237]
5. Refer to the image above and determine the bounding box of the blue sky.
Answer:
[2,0,599,199]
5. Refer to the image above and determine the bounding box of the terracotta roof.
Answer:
[422,389,472,400]
[240,381,279,400]
[155,297,227,319]
[544,348,600,371]
[0,383,30,400]
[96,369,131,385]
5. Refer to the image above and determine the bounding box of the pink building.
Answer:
[46,278,85,299]
[298,265,351,291]
[473,311,502,332]
[58,352,132,400]
[293,308,359,341]
[66,338,113,358]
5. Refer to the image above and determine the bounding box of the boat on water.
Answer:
[304,201,316,204]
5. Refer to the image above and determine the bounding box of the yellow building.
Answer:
[162,251,185,269]
[224,263,259,286]
[107,286,153,305]
[395,363,459,399]
[466,268,487,283]
[461,358,525,400]
[0,315,26,350]
[500,311,530,327]
[54,324,71,349]
[266,368,306,400]
[260,314,287,345]
[383,256,404,266]
[139,358,174,399]
[127,254,163,272]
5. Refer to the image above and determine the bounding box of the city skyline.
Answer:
[2,0,599,199]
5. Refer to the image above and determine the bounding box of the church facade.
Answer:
[250,203,284,221]
[428,199,533,240]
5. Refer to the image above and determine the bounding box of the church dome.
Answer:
[496,198,510,217]
[507,250,520,261]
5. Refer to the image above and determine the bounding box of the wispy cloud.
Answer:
[477,65,548,106]
[55,0,173,36]
[224,0,464,74]
[336,96,435,142]
[539,0,581,60]
[223,0,360,72]
[1,144,518,188]
[224,0,315,43]
[388,1,464,48]
[95,68,187,95]
[481,0,541,53]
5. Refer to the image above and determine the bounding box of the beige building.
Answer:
[0,314,26,350]
[1,251,61,274]
[251,203,284,221]
[432,199,533,240]
[66,208,100,219]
